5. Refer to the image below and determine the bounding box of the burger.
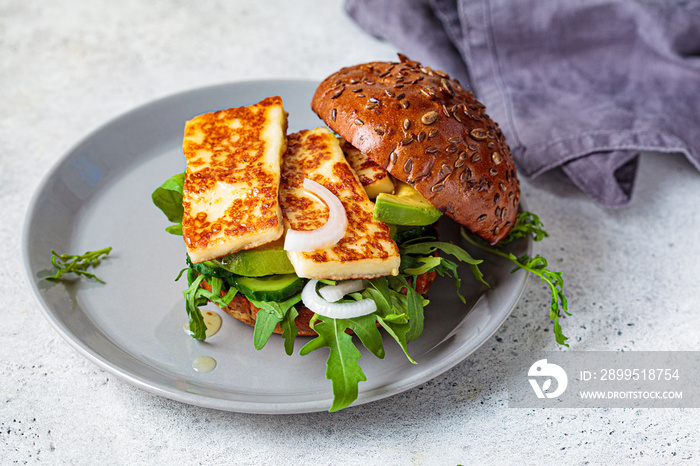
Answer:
[152,55,520,411]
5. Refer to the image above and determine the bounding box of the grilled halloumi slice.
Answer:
[341,140,394,199]
[182,96,287,263]
[281,127,400,280]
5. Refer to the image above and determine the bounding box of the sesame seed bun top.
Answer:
[311,54,520,245]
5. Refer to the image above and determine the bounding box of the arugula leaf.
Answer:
[324,292,387,358]
[499,211,549,244]
[399,240,485,305]
[193,276,238,309]
[508,253,569,346]
[344,314,385,359]
[400,241,488,288]
[387,275,425,343]
[279,306,300,356]
[178,267,238,340]
[181,270,208,340]
[45,247,112,283]
[177,262,302,351]
[249,293,302,354]
[299,318,367,412]
[152,172,185,234]
[381,312,410,324]
[363,278,416,363]
[364,276,392,313]
[401,255,441,276]
[297,278,418,412]
[460,212,571,346]
[376,315,415,364]
[252,310,281,350]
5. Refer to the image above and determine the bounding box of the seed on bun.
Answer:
[312,54,520,245]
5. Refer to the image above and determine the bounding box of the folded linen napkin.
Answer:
[345,0,700,206]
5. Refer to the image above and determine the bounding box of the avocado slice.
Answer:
[373,181,443,226]
[211,238,294,277]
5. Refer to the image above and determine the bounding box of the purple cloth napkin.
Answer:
[345,0,700,207]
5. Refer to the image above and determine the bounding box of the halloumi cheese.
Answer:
[341,140,394,199]
[182,96,287,263]
[281,127,400,280]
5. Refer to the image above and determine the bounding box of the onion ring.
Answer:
[301,279,376,319]
[284,178,348,252]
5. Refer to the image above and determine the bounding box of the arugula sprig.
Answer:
[400,240,487,296]
[176,267,239,340]
[177,264,303,352]
[250,294,303,355]
[299,276,421,412]
[498,211,549,244]
[300,316,368,412]
[461,211,570,346]
[45,247,112,283]
[297,239,480,412]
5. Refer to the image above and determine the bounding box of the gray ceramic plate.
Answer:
[22,80,530,414]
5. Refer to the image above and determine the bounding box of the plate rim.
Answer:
[22,79,531,414]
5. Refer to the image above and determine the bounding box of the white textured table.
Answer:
[3,1,699,464]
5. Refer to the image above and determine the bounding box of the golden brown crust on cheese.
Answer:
[341,140,392,188]
[280,128,401,279]
[311,55,520,245]
[182,96,287,262]
[202,271,437,337]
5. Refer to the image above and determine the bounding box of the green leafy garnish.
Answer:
[461,211,570,346]
[299,317,368,412]
[363,277,415,362]
[287,240,483,411]
[180,270,209,340]
[177,263,302,351]
[178,268,239,340]
[498,211,549,244]
[297,274,432,412]
[279,306,300,356]
[400,240,487,300]
[45,247,112,283]
[250,293,303,355]
[511,253,568,346]
[388,275,426,343]
[152,172,185,235]
[344,314,385,359]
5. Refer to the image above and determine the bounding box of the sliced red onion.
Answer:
[284,178,348,252]
[302,279,376,319]
[318,279,367,302]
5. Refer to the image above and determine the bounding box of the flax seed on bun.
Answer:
[311,54,520,245]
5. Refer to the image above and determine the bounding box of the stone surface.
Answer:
[2,0,700,464]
